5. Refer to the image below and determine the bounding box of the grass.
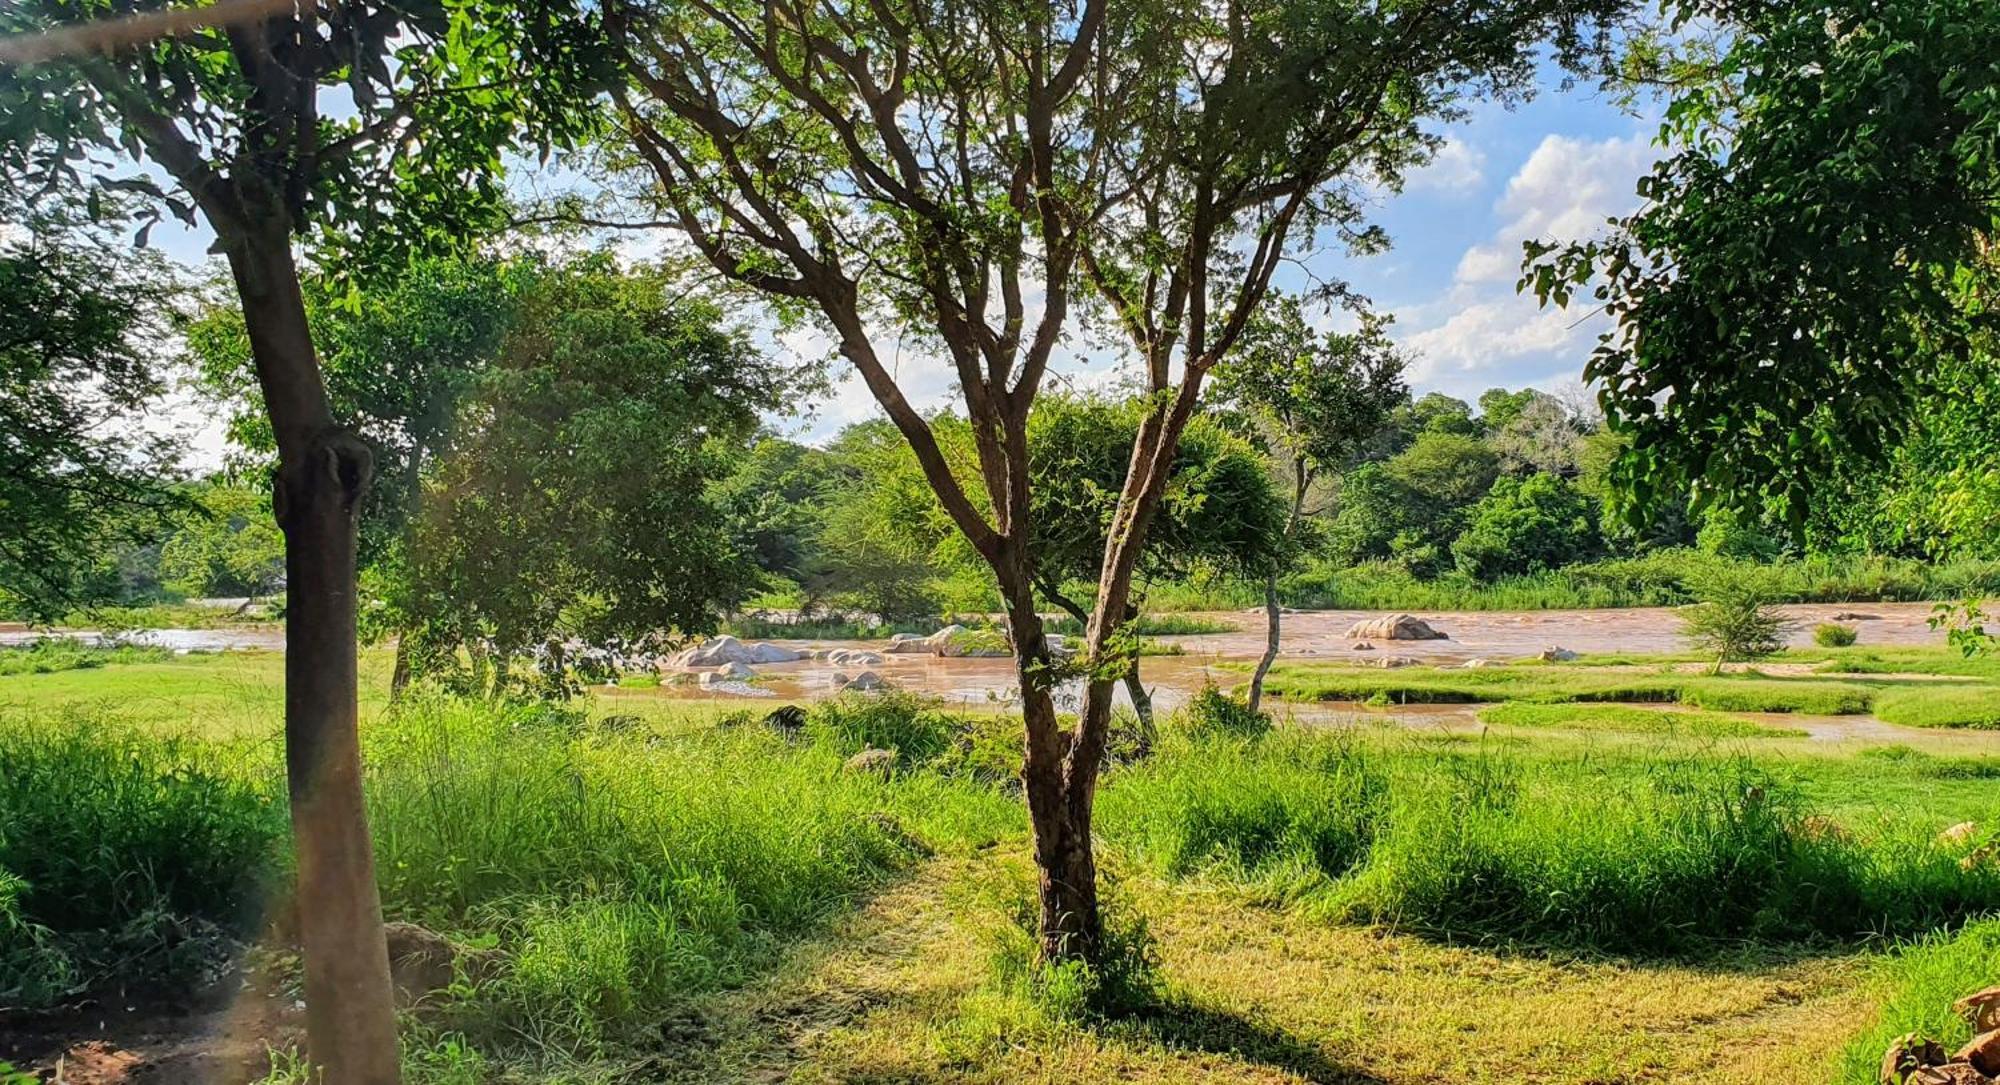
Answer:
[16,649,2000,1080]
[1478,702,1806,738]
[1042,613,1239,637]
[0,639,171,676]
[1874,685,2000,729]
[1834,920,2000,1085]
[1257,660,1879,714]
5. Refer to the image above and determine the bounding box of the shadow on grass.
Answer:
[1117,998,1389,1084]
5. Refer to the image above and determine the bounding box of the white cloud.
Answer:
[1404,137,1487,194]
[1391,130,1658,393]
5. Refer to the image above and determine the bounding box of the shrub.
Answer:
[1679,570,1797,673]
[803,691,964,766]
[1815,622,1860,647]
[1449,473,1600,581]
[1166,685,1271,741]
[0,639,170,677]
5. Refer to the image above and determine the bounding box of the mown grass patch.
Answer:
[1874,685,2000,730]
[1478,702,1804,738]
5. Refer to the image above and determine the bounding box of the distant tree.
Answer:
[1449,472,1599,580]
[712,435,844,606]
[1322,462,1425,568]
[2,0,604,1067]
[1679,569,1796,675]
[1405,392,1481,439]
[809,422,954,623]
[1476,387,1541,432]
[1488,391,1588,477]
[1386,432,1502,508]
[160,483,287,604]
[1214,301,1407,711]
[0,207,189,619]
[397,257,794,695]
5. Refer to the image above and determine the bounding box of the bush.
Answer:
[1815,622,1860,647]
[1450,473,1600,581]
[0,639,170,676]
[1166,685,1271,741]
[803,691,964,766]
[1679,570,1797,672]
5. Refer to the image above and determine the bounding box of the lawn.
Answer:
[8,645,2000,1082]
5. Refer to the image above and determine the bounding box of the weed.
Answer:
[1816,623,1860,648]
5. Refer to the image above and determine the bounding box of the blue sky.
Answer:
[144,69,1664,461]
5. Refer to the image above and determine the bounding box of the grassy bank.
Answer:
[1257,659,1882,714]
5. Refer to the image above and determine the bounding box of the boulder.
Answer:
[884,632,931,654]
[1942,821,1981,847]
[1373,655,1422,669]
[385,921,503,1002]
[1958,1031,2000,1077]
[1538,647,1579,662]
[838,670,887,692]
[672,635,804,667]
[762,705,807,736]
[1958,988,2000,1033]
[825,648,885,667]
[1462,659,1493,669]
[1344,614,1447,641]
[844,747,897,776]
[1351,641,1376,651]
[1883,1034,1952,1085]
[714,661,755,680]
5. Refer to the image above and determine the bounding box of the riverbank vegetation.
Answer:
[7,649,2000,1080]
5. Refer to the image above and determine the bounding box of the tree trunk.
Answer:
[1246,573,1281,714]
[1122,660,1154,727]
[226,225,400,1085]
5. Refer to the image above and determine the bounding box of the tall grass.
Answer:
[1099,731,2000,954]
[1834,920,2000,1084]
[1258,662,1878,714]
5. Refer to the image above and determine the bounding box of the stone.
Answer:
[1462,659,1493,669]
[838,670,887,692]
[1942,822,1981,847]
[385,921,503,1001]
[884,632,931,654]
[1882,1034,1952,1085]
[1537,647,1579,662]
[1835,611,1884,621]
[1373,655,1421,669]
[714,661,754,680]
[825,648,884,667]
[1958,1031,2000,1077]
[762,705,807,735]
[1351,641,1376,651]
[1343,613,1447,641]
[844,747,897,776]
[671,635,805,668]
[1957,988,2000,1033]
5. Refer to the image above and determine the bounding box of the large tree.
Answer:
[0,2,600,1076]
[607,0,1623,965]
[1214,300,1407,711]
[0,204,188,619]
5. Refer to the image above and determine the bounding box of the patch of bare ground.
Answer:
[658,853,1873,1084]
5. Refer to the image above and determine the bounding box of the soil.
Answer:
[0,967,301,1084]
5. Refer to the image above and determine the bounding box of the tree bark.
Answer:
[1121,660,1154,728]
[225,225,400,1085]
[1246,573,1281,715]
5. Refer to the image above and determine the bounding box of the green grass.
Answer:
[1874,685,2000,730]
[1042,613,1239,637]
[0,639,172,676]
[1258,661,1878,714]
[1835,919,2000,1085]
[1478,702,1805,738]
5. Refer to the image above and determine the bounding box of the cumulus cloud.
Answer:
[1394,131,1659,394]
[1403,137,1487,194]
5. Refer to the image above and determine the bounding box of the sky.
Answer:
[140,68,1665,466]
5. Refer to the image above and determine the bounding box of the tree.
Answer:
[713,435,844,606]
[1214,301,1407,711]
[607,0,1623,966]
[160,482,288,603]
[1022,395,1287,723]
[398,256,794,694]
[0,204,188,619]
[1679,569,1796,675]
[1525,0,2000,532]
[1487,390,1587,477]
[1,3,602,1074]
[1449,472,1599,580]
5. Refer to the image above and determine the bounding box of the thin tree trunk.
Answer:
[226,224,400,1085]
[1121,660,1154,727]
[1246,573,1281,714]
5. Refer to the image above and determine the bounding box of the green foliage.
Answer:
[1835,921,2000,1085]
[1257,662,1874,716]
[0,639,169,677]
[1450,473,1600,580]
[159,482,287,600]
[987,896,1162,1023]
[1873,687,2000,731]
[399,256,798,692]
[1815,623,1860,648]
[1166,686,1273,742]
[1679,571,1797,671]
[1477,703,1801,739]
[0,206,191,620]
[803,692,964,767]
[1526,0,2000,529]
